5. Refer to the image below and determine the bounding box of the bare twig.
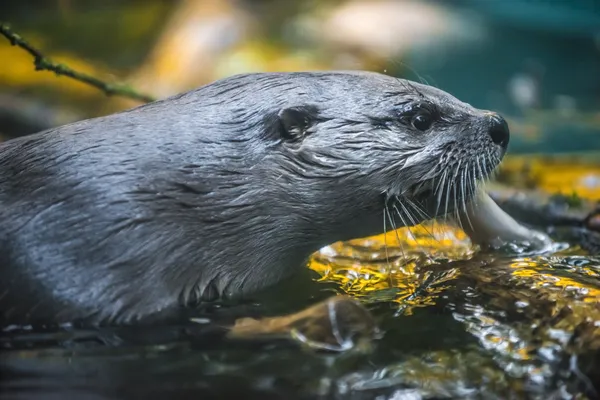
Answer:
[0,23,156,103]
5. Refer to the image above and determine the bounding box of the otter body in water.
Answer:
[0,71,549,325]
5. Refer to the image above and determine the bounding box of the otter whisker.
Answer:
[404,196,437,242]
[434,167,448,218]
[392,203,411,231]
[459,167,467,210]
[395,202,420,231]
[450,159,464,231]
[460,166,467,205]
[475,156,485,183]
[388,205,408,260]
[482,153,491,180]
[394,201,435,263]
[432,166,449,239]
[406,198,441,253]
[437,172,451,242]
[484,151,499,182]
[431,170,448,241]
[472,160,480,189]
[461,166,475,231]
[433,166,446,196]
[467,162,478,204]
[443,170,452,230]
[383,200,391,272]
[490,153,501,180]
[406,196,432,221]
[386,200,408,283]
[393,200,430,261]
[412,179,430,197]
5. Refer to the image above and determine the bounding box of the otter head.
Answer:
[261,71,509,242]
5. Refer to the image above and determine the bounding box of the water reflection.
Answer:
[310,241,599,397]
[228,295,381,353]
[307,168,600,398]
[311,223,472,314]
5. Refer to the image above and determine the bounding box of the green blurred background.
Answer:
[1,0,599,154]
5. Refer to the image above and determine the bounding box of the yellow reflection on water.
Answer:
[309,223,472,313]
[510,258,600,301]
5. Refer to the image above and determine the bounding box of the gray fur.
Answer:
[0,71,533,325]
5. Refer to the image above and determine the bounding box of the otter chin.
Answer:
[0,71,551,325]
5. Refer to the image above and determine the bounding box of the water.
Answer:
[2,218,599,399]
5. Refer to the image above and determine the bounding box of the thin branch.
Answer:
[0,23,156,103]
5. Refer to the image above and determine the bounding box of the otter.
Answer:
[0,71,551,326]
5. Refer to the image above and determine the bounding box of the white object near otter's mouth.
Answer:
[459,187,556,254]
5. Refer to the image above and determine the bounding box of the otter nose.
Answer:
[488,114,510,148]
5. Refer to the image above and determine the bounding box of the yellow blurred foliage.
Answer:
[0,32,114,99]
[214,42,329,79]
[500,155,600,200]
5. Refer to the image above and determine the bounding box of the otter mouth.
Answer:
[401,152,503,222]
[384,136,506,230]
[411,184,434,200]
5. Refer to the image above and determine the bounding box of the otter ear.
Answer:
[278,105,319,141]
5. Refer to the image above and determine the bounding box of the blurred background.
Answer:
[1,0,599,154]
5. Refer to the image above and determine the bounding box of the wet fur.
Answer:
[0,71,524,325]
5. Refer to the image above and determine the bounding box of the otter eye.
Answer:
[411,113,433,131]
[395,102,436,132]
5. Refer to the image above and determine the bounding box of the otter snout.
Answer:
[487,114,510,150]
